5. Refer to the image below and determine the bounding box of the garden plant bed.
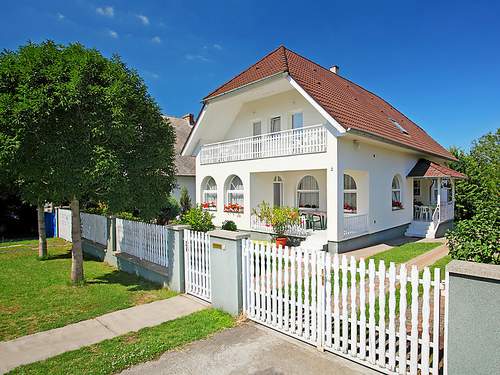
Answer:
[0,238,176,341]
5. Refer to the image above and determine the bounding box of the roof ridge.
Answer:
[204,45,288,100]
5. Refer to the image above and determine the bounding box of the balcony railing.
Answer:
[250,214,309,237]
[343,213,369,239]
[200,124,327,165]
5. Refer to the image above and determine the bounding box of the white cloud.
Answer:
[213,43,222,50]
[137,14,149,25]
[96,6,114,17]
[57,13,65,20]
[151,36,161,44]
[185,54,211,63]
[108,30,118,39]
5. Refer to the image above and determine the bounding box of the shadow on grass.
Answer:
[86,270,163,292]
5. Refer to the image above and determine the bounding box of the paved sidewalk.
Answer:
[121,322,379,375]
[405,243,449,270]
[0,295,207,374]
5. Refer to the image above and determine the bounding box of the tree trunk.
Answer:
[70,198,84,283]
[37,204,47,258]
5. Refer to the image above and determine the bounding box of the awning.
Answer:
[407,159,466,179]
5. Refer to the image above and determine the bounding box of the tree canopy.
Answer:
[446,129,499,264]
[0,40,176,218]
[0,40,177,280]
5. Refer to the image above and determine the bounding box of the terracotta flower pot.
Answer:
[275,237,287,248]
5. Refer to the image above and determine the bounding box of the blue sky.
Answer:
[1,0,499,149]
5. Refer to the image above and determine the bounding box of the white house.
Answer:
[182,46,465,252]
[166,114,196,203]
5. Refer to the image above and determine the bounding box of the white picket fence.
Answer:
[183,229,211,302]
[80,212,108,245]
[242,241,444,375]
[57,208,73,242]
[115,218,169,267]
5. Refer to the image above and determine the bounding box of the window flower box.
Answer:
[224,203,244,213]
[343,202,357,214]
[392,200,404,210]
[201,201,217,211]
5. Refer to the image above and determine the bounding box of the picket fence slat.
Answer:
[242,241,445,375]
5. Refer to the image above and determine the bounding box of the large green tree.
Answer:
[446,129,499,264]
[0,41,176,282]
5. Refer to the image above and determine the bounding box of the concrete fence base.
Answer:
[445,260,500,375]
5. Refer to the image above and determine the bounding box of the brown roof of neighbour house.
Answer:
[407,159,466,179]
[204,45,456,161]
[165,115,196,176]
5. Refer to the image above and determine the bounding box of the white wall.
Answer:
[224,89,326,140]
[338,137,417,235]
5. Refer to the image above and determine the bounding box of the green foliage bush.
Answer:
[447,206,499,264]
[221,220,237,231]
[181,206,215,232]
[446,129,500,264]
[157,196,181,225]
[179,187,192,214]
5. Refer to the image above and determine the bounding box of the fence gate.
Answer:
[242,240,447,375]
[183,229,211,302]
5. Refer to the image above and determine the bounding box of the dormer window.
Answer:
[389,117,408,135]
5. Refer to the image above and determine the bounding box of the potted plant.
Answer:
[253,202,301,247]
[392,200,404,210]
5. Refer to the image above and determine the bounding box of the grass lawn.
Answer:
[427,255,452,280]
[9,309,234,375]
[368,241,442,266]
[0,238,176,341]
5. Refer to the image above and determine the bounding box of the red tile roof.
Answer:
[407,159,466,179]
[204,46,456,161]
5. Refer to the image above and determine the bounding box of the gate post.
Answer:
[166,224,190,293]
[208,229,250,315]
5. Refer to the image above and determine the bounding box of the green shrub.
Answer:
[252,201,301,238]
[179,187,192,214]
[181,206,215,232]
[157,196,181,225]
[221,220,237,231]
[446,205,500,264]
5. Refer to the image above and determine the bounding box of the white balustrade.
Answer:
[250,214,309,237]
[343,213,369,239]
[200,124,327,164]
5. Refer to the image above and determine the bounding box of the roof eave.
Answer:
[346,128,457,162]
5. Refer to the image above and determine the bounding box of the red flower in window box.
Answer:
[224,203,244,213]
[392,200,404,209]
[344,203,356,212]
[201,201,216,210]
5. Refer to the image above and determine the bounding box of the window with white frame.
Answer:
[343,174,357,213]
[273,176,283,207]
[270,116,281,133]
[297,175,319,209]
[201,177,217,211]
[392,175,403,210]
[413,179,421,197]
[225,175,244,213]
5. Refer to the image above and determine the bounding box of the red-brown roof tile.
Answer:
[407,159,466,178]
[204,46,456,161]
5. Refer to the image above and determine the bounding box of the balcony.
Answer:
[200,124,327,165]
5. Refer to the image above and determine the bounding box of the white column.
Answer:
[327,134,342,243]
[437,177,442,206]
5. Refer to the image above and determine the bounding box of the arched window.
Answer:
[392,175,403,210]
[201,177,217,211]
[225,175,244,213]
[343,174,357,213]
[297,175,319,209]
[273,176,283,207]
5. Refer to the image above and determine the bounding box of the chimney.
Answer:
[182,113,194,126]
[330,65,340,74]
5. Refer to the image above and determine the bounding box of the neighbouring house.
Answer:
[181,46,466,252]
[165,114,196,203]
